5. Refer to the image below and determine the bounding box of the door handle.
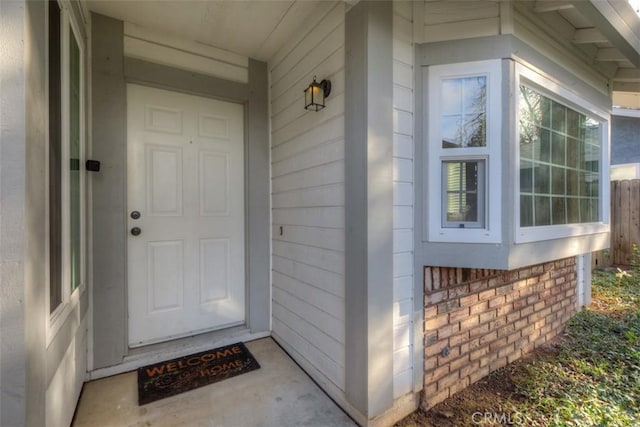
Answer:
[131,227,141,236]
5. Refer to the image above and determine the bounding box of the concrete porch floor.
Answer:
[73,338,356,427]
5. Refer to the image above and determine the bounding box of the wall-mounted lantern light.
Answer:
[304,76,331,111]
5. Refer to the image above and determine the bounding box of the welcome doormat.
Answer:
[137,342,260,405]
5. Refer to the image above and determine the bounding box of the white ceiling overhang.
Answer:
[86,0,340,63]
[534,0,640,95]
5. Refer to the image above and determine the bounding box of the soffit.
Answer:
[87,0,338,63]
[533,0,640,97]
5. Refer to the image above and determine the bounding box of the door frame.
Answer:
[125,84,248,347]
[90,13,270,374]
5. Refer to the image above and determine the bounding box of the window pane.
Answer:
[69,28,81,291]
[49,1,62,313]
[519,85,601,227]
[533,164,550,194]
[443,160,484,227]
[520,195,533,227]
[567,198,580,223]
[520,161,533,193]
[441,76,487,148]
[552,197,566,225]
[551,133,565,165]
[534,196,551,226]
[551,167,565,195]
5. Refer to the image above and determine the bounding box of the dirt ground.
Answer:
[394,346,560,427]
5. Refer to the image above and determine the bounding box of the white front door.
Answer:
[127,84,245,347]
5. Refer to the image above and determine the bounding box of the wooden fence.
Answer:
[593,180,640,268]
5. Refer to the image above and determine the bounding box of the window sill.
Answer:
[47,283,86,347]
[515,223,610,244]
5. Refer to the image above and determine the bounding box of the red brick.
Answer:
[488,276,501,287]
[460,294,478,307]
[449,355,470,371]
[460,315,480,330]
[507,331,521,344]
[424,382,438,397]
[426,341,448,356]
[428,290,447,304]
[432,268,441,289]
[490,317,506,330]
[438,299,460,314]
[479,289,496,300]
[489,295,506,308]
[449,307,470,322]
[469,365,490,384]
[539,307,552,318]
[424,268,433,291]
[513,298,527,310]
[425,306,438,320]
[469,322,490,338]
[470,279,489,293]
[479,355,491,368]
[514,336,528,350]
[449,332,467,347]
[498,344,516,359]
[489,338,507,351]
[449,284,470,298]
[489,357,508,371]
[520,306,534,317]
[470,346,489,361]
[438,325,455,339]
[470,301,488,315]
[438,346,460,362]
[518,268,532,279]
[466,337,481,351]
[507,312,520,323]
[514,319,528,330]
[479,310,497,324]
[425,332,438,346]
[438,371,461,390]
[507,350,522,364]
[496,283,514,295]
[425,364,449,383]
[480,330,498,345]
[425,314,448,330]
[422,388,450,410]
[448,376,470,396]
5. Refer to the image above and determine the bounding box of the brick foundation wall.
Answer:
[422,258,578,409]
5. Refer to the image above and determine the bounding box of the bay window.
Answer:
[515,63,608,243]
[426,60,502,243]
[419,46,610,269]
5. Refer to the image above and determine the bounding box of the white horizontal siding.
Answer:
[423,1,501,43]
[270,1,347,394]
[393,0,414,400]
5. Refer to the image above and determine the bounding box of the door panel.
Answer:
[127,84,245,347]
[147,146,183,216]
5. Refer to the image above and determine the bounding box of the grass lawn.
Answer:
[397,265,640,426]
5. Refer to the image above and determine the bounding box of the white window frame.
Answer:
[513,62,610,244]
[46,0,87,345]
[425,59,502,243]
